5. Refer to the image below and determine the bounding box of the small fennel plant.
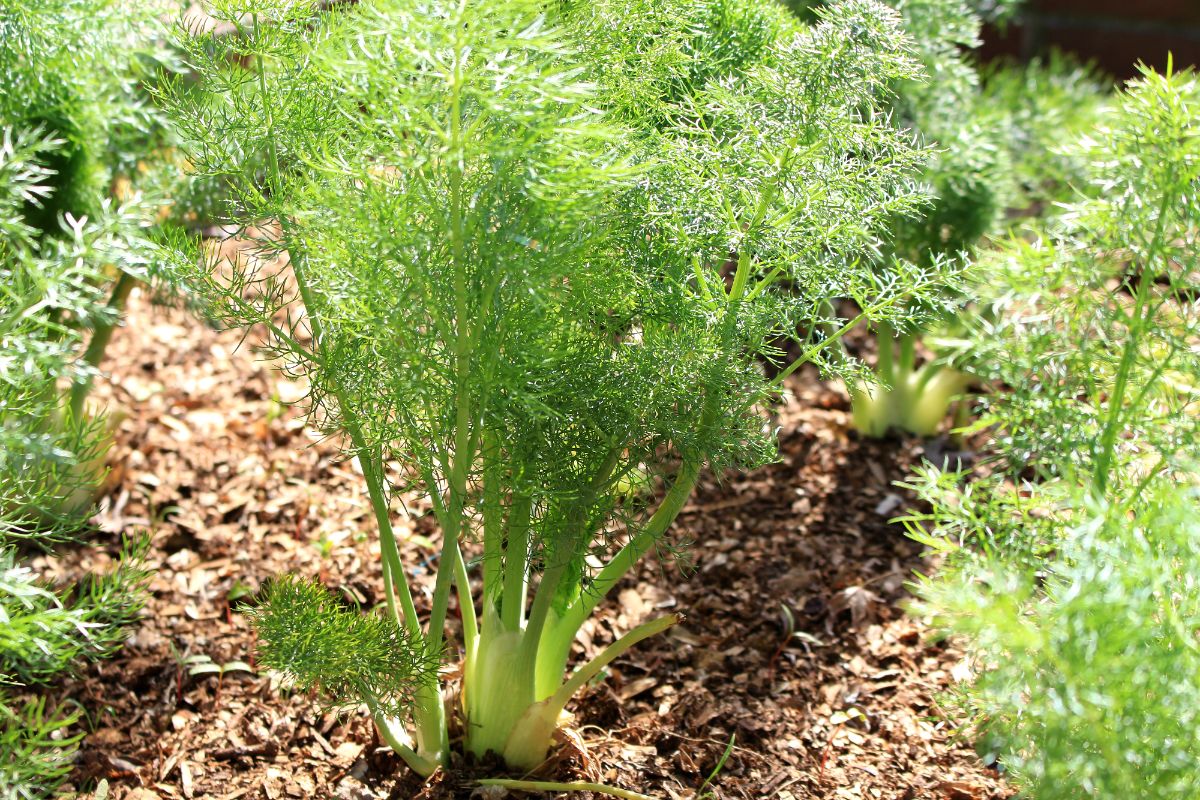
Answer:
[163,0,943,782]
[794,0,1017,438]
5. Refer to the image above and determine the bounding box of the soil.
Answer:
[36,267,1013,800]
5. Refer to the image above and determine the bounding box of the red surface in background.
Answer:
[980,0,1200,78]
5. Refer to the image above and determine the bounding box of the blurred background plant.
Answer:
[787,0,1123,442]
[781,0,1018,438]
[977,51,1112,214]
[0,1,172,795]
[902,62,1200,798]
[0,0,177,523]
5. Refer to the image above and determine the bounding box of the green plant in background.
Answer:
[783,0,1021,438]
[903,62,1200,798]
[163,0,943,787]
[839,3,1115,440]
[1,3,169,796]
[0,539,150,684]
[0,534,149,794]
[0,127,155,800]
[852,0,1029,439]
[978,51,1113,212]
[1,0,172,520]
[885,0,1018,261]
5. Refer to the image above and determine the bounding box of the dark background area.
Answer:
[983,0,1200,78]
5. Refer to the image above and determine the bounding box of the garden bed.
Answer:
[38,280,1012,800]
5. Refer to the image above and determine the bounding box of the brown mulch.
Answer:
[38,280,1012,800]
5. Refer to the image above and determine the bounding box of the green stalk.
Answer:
[476,780,653,800]
[345,418,421,633]
[426,537,460,653]
[1092,271,1151,496]
[349,426,448,767]
[770,308,875,390]
[481,431,503,604]
[451,539,479,655]
[893,331,916,427]
[520,556,570,680]
[370,704,442,777]
[848,320,898,436]
[519,449,620,673]
[254,6,421,643]
[500,614,679,770]
[816,298,852,371]
[897,329,916,378]
[411,682,449,770]
[547,285,734,666]
[561,459,702,637]
[546,614,679,712]
[876,320,895,389]
[1092,163,1176,496]
[767,284,940,395]
[428,0,475,655]
[727,250,754,302]
[69,271,136,418]
[414,12,475,760]
[501,492,533,631]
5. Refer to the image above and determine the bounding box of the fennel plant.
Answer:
[164,0,943,781]
[838,0,1020,439]
[847,5,1115,440]
[903,62,1200,798]
[852,38,1116,440]
[0,126,154,800]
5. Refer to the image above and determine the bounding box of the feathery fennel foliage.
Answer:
[959,65,1200,495]
[163,0,939,778]
[0,538,150,683]
[0,129,159,536]
[253,576,438,719]
[0,0,175,234]
[903,63,1200,798]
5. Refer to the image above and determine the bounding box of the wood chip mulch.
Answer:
[35,280,1013,800]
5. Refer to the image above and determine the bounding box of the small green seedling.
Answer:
[180,652,256,709]
[697,733,737,800]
